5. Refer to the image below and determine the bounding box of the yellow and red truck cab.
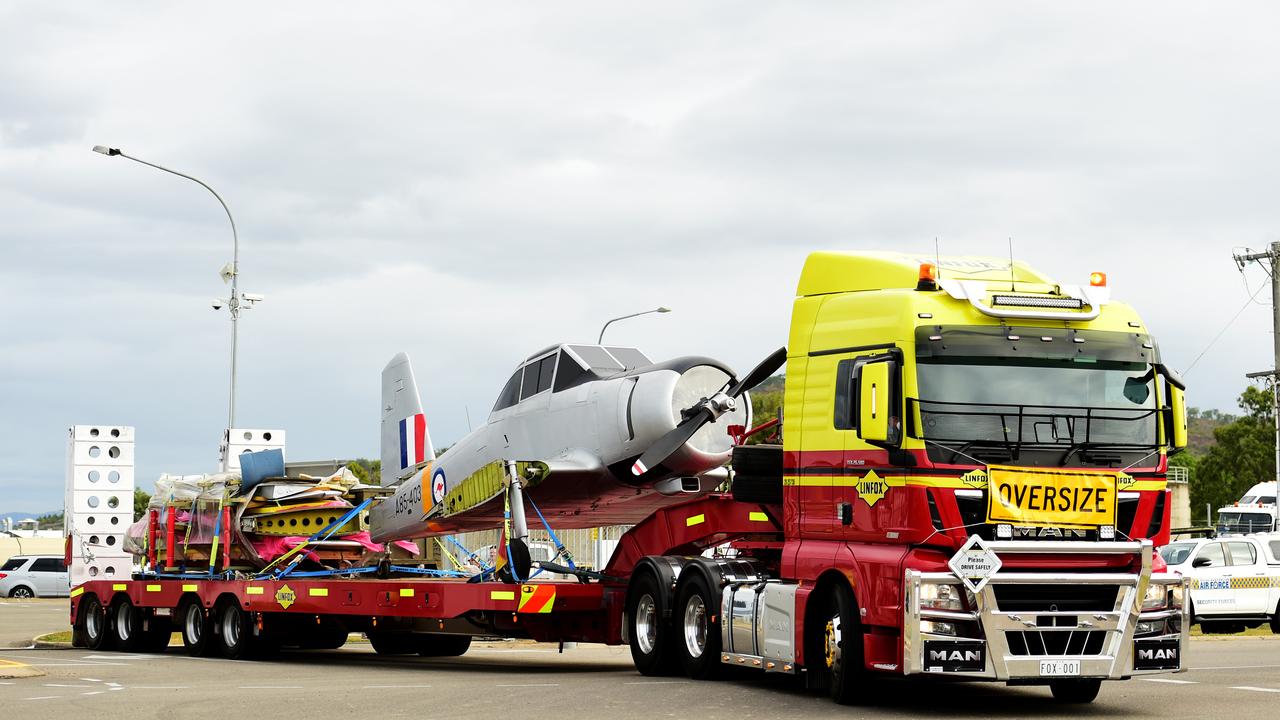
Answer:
[757,251,1189,698]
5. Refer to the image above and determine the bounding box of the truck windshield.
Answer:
[1216,511,1275,534]
[914,357,1158,467]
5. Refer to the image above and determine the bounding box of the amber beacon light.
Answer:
[917,262,938,290]
[1089,271,1108,287]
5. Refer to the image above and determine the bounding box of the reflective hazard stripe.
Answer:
[112,584,127,591]
[518,585,556,613]
[146,584,162,592]
[309,588,328,597]
[749,511,769,522]
[490,590,515,601]
[70,587,84,598]
[399,588,414,597]
[246,586,264,595]
[686,514,705,527]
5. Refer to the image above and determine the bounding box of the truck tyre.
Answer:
[1049,679,1102,704]
[217,602,256,660]
[418,634,472,657]
[368,631,417,655]
[627,571,678,676]
[180,601,216,657]
[675,573,723,680]
[1271,611,1280,635]
[81,594,113,651]
[822,582,868,705]
[111,598,145,652]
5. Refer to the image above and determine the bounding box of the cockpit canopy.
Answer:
[491,344,652,414]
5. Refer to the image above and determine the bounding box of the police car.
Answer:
[1159,535,1280,633]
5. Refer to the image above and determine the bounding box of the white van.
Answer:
[1160,536,1280,633]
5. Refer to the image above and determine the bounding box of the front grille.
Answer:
[992,584,1119,612]
[1007,630,1106,656]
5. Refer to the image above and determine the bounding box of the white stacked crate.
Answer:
[219,428,286,473]
[65,425,135,585]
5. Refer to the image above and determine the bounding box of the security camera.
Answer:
[241,292,265,303]
[212,298,224,310]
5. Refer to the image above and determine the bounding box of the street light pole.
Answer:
[597,307,671,344]
[1235,242,1280,532]
[92,145,250,431]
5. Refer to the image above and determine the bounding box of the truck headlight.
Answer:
[921,583,964,611]
[1168,582,1184,609]
[1142,583,1167,611]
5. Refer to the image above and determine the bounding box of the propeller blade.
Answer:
[728,347,787,398]
[630,408,711,476]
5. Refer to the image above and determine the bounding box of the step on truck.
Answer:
[70,251,1190,706]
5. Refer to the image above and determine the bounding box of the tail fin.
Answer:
[381,352,436,486]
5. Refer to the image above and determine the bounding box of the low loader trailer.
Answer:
[70,252,1191,706]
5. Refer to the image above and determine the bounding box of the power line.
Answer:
[1182,280,1268,376]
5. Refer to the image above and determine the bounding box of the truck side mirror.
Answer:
[856,360,898,444]
[1158,364,1187,451]
[1169,384,1187,450]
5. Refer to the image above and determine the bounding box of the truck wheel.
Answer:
[824,582,868,705]
[218,603,256,660]
[675,573,723,680]
[180,602,215,657]
[1271,612,1280,635]
[111,598,144,652]
[368,631,417,655]
[81,594,113,651]
[627,571,677,676]
[418,634,471,657]
[1049,679,1102,704]
[299,619,349,650]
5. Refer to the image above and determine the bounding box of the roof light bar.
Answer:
[991,294,1084,309]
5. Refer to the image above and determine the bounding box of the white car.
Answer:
[0,555,70,598]
[1160,536,1280,633]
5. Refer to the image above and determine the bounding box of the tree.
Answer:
[133,488,151,521]
[1190,385,1275,517]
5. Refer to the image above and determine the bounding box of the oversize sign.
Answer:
[985,465,1117,529]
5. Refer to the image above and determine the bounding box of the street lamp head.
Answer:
[91,145,121,156]
[656,307,671,313]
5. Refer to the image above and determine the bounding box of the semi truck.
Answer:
[68,251,1190,705]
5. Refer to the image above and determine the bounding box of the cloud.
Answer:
[2,1,1278,513]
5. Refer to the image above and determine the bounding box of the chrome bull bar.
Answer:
[903,540,1190,680]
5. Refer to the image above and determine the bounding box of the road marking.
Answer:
[81,678,103,682]
[44,684,94,688]
[362,684,435,689]
[238,686,304,689]
[495,683,560,687]
[1194,664,1280,671]
[1231,686,1280,693]
[1139,678,1198,685]
[25,696,59,701]
[131,686,190,689]
[83,690,104,696]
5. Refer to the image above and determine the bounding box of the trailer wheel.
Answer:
[299,619,349,650]
[418,634,471,657]
[1049,679,1102,704]
[180,601,216,657]
[368,631,417,655]
[822,582,868,705]
[81,594,113,651]
[627,571,677,676]
[218,602,257,660]
[675,573,723,680]
[111,598,144,652]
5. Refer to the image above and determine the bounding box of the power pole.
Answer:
[1235,241,1280,532]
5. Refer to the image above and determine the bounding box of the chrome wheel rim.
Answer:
[635,593,658,655]
[13,587,32,598]
[115,604,132,641]
[86,603,102,639]
[824,612,842,670]
[184,605,203,644]
[221,607,241,648]
[683,595,707,659]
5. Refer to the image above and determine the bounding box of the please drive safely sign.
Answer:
[985,465,1118,529]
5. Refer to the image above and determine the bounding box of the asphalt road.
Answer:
[1,599,1278,719]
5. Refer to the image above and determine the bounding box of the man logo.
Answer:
[1138,648,1176,661]
[930,649,982,663]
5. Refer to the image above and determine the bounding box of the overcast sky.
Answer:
[3,3,1279,514]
